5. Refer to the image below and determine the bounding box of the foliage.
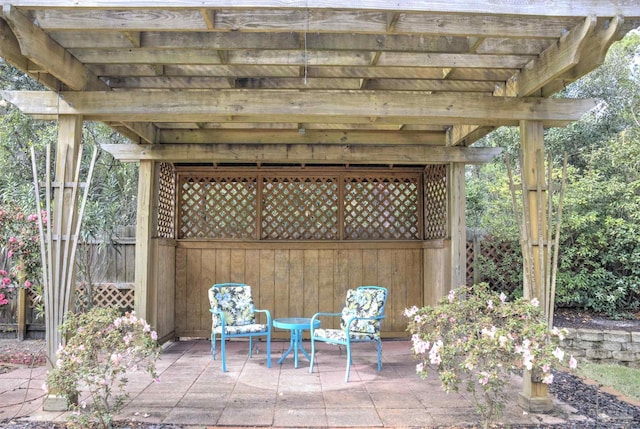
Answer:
[0,205,44,310]
[556,127,640,316]
[45,307,160,429]
[406,283,576,428]
[467,32,640,316]
[0,61,139,316]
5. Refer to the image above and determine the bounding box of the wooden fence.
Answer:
[1,228,520,339]
[0,233,136,339]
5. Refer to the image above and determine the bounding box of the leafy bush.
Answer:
[406,283,576,428]
[0,205,44,310]
[45,307,160,429]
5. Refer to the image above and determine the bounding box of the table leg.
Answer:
[277,331,296,365]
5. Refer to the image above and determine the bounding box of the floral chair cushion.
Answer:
[208,285,256,328]
[312,328,378,342]
[340,288,386,335]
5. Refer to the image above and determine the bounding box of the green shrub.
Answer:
[46,307,160,429]
[406,283,576,428]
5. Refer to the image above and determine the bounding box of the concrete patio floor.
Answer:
[0,339,589,428]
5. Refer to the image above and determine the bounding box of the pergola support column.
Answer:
[134,160,156,325]
[43,115,83,411]
[517,119,553,413]
[449,162,466,291]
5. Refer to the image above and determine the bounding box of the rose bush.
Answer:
[0,205,44,308]
[45,307,160,429]
[406,283,577,428]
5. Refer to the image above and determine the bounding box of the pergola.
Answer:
[1,0,639,411]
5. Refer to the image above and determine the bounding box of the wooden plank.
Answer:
[174,247,187,334]
[229,249,246,284]
[303,250,319,317]
[259,250,275,319]
[158,129,445,145]
[273,249,289,320]
[362,249,378,286]
[18,3,640,20]
[317,249,334,327]
[1,90,597,124]
[201,248,216,329]
[102,143,502,165]
[289,249,304,318]
[185,248,201,333]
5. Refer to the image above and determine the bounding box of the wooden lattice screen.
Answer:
[177,168,431,240]
[74,283,135,312]
[424,165,447,240]
[261,175,339,240]
[156,162,176,239]
[344,175,420,240]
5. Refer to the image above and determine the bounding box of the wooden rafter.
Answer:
[1,4,107,91]
[101,143,502,164]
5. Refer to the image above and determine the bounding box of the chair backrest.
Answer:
[208,283,256,328]
[340,286,388,334]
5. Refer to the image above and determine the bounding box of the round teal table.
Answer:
[273,317,320,368]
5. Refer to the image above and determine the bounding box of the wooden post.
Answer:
[518,119,553,413]
[16,287,26,341]
[134,160,156,325]
[449,162,466,290]
[43,115,82,411]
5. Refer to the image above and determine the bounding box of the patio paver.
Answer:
[0,339,591,428]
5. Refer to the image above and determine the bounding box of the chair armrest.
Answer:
[310,312,341,334]
[254,308,272,325]
[209,308,227,328]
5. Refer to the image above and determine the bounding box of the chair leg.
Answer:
[211,333,217,360]
[345,342,352,382]
[377,339,383,372]
[249,337,253,358]
[221,336,227,372]
[309,337,316,374]
[266,333,272,368]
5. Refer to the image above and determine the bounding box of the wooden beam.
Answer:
[1,90,597,124]
[0,18,60,90]
[159,129,446,145]
[541,16,626,97]
[513,16,597,97]
[0,5,107,91]
[447,125,495,147]
[101,142,502,164]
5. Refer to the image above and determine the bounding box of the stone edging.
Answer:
[560,328,640,368]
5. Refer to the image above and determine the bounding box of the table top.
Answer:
[273,317,320,330]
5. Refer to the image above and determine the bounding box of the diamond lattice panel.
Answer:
[261,176,339,240]
[343,175,420,240]
[178,174,257,239]
[424,165,447,240]
[157,162,175,239]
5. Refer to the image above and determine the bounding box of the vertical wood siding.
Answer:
[175,241,424,338]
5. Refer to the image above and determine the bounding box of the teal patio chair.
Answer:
[309,286,388,382]
[208,283,271,372]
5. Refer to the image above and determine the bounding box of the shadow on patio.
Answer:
[1,339,587,428]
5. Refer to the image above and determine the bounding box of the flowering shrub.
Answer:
[0,205,44,307]
[45,307,160,429]
[406,283,576,427]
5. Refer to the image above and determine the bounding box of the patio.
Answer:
[0,339,588,428]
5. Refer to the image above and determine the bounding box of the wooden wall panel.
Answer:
[154,240,175,341]
[175,241,436,338]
